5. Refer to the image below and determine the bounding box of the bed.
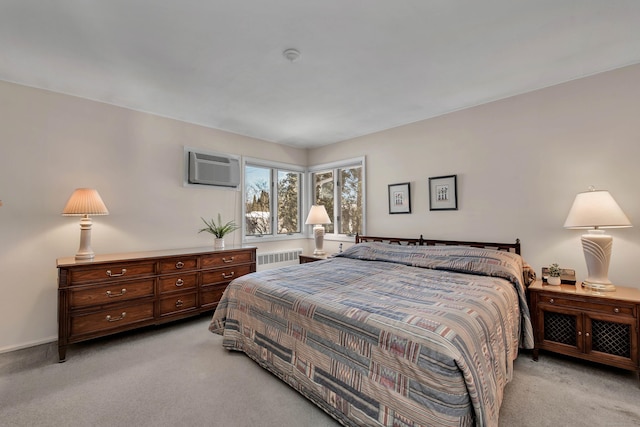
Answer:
[209,235,535,427]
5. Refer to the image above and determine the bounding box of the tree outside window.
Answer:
[311,162,363,236]
[244,162,302,238]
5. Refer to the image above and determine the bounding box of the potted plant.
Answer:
[199,214,240,249]
[547,263,562,285]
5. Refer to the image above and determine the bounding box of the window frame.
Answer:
[307,156,366,241]
[242,157,305,243]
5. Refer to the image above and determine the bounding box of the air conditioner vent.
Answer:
[187,150,240,188]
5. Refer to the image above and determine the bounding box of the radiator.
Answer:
[257,248,302,270]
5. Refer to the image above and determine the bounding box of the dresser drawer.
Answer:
[200,285,227,310]
[159,292,197,315]
[68,261,156,284]
[201,250,254,268]
[201,264,253,286]
[158,256,198,273]
[538,294,635,317]
[70,279,155,308]
[70,302,154,336]
[158,273,197,294]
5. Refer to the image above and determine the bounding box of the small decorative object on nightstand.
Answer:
[547,263,562,285]
[529,279,640,377]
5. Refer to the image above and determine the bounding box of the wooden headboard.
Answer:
[355,234,521,255]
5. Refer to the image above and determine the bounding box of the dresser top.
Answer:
[57,245,256,267]
[529,280,640,303]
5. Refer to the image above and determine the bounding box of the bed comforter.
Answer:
[209,243,534,427]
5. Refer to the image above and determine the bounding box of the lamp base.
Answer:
[75,216,95,261]
[582,281,616,292]
[312,224,325,255]
[580,230,614,292]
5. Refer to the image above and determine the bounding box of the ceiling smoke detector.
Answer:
[283,48,301,62]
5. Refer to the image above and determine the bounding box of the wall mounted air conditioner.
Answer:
[187,150,240,188]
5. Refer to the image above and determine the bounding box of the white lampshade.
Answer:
[564,189,631,229]
[62,188,109,216]
[564,188,631,292]
[305,205,331,225]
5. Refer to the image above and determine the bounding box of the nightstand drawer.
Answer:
[538,294,635,317]
[158,273,198,294]
[70,279,155,308]
[70,302,154,336]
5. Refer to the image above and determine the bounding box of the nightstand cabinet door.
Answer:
[536,304,584,355]
[584,311,637,368]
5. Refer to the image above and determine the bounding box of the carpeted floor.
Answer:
[1,315,639,426]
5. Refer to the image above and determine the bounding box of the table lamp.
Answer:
[305,205,331,255]
[564,187,632,291]
[62,188,109,260]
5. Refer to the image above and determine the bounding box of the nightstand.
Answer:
[529,280,640,375]
[299,254,329,264]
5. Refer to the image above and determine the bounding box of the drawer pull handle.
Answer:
[614,308,620,313]
[586,332,590,337]
[222,272,235,279]
[175,278,184,287]
[549,298,554,304]
[106,312,126,322]
[176,261,185,269]
[106,269,127,277]
[175,299,184,308]
[578,331,582,336]
[222,257,235,264]
[106,289,127,298]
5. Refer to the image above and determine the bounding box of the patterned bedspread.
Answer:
[209,243,534,427]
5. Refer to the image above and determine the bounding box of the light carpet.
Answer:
[1,315,639,426]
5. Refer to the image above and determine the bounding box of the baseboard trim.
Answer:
[0,340,58,374]
[0,336,57,355]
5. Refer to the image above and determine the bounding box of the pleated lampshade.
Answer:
[62,188,109,216]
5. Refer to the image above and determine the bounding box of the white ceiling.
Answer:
[1,1,639,148]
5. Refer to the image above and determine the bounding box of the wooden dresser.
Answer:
[57,245,256,361]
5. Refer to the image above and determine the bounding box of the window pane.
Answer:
[245,165,271,235]
[313,171,334,234]
[277,170,300,234]
[340,166,362,235]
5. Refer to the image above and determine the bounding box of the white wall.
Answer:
[2,63,639,353]
[0,81,309,352]
[311,63,640,288]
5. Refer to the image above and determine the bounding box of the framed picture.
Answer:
[388,182,411,214]
[429,175,457,211]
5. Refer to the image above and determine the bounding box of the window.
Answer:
[309,157,365,237]
[244,159,303,240]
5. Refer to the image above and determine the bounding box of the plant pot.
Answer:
[547,276,561,285]
[214,238,225,249]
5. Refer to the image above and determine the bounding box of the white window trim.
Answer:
[307,156,366,241]
[243,157,306,243]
